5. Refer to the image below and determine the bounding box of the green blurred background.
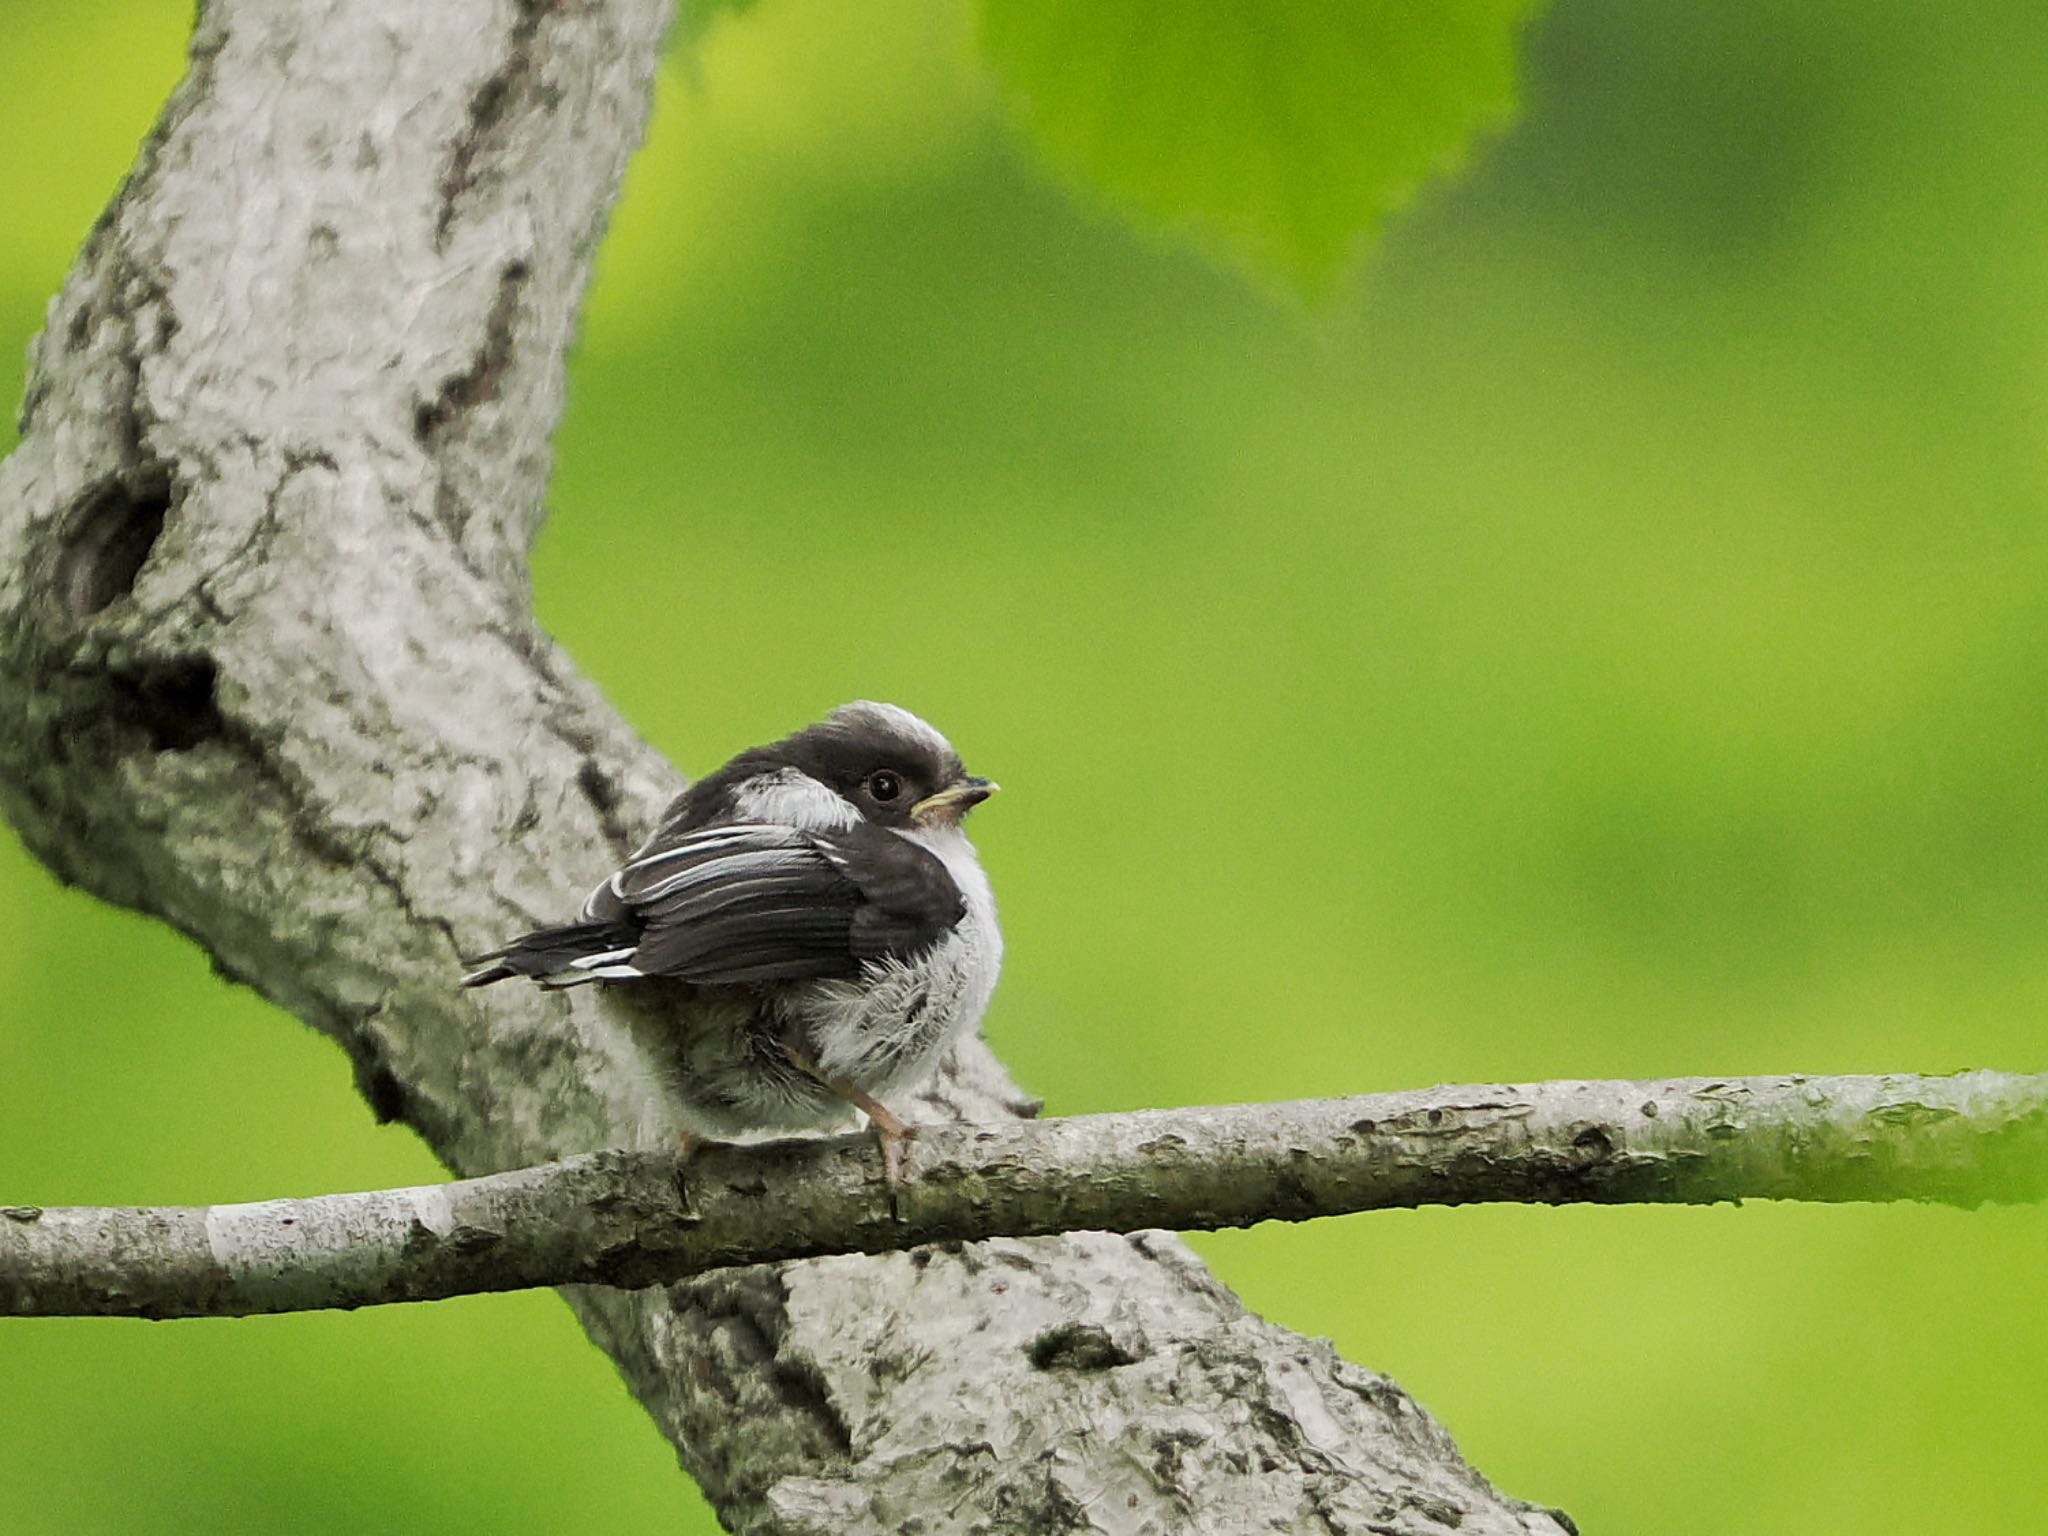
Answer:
[5,0,2046,1530]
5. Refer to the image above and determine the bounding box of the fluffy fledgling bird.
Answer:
[461,702,1001,1180]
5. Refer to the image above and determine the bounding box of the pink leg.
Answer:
[830,1078,917,1188]
[782,1046,917,1187]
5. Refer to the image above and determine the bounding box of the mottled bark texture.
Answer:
[0,4,1574,1532]
[7,1072,2044,1320]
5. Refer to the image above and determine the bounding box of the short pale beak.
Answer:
[911,775,998,826]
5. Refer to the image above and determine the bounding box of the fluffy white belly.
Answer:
[801,901,1002,1095]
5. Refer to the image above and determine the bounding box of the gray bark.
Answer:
[0,3,1573,1532]
[5,1071,2042,1320]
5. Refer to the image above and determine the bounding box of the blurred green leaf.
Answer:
[977,0,1539,300]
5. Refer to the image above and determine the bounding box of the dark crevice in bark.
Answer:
[103,656,223,752]
[27,644,225,786]
[574,756,636,858]
[435,0,550,247]
[773,1353,856,1460]
[350,1030,419,1129]
[415,259,532,451]
[281,446,340,477]
[672,1268,858,1514]
[56,470,173,620]
[1027,1320,1142,1372]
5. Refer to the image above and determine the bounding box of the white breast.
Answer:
[907,821,1003,1028]
[799,823,1002,1098]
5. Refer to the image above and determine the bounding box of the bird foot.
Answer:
[829,1083,916,1195]
[873,1114,918,1192]
[779,1045,918,1203]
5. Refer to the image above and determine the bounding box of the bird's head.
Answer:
[771,701,997,831]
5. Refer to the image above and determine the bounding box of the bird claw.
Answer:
[851,1095,918,1216]
[877,1119,918,1193]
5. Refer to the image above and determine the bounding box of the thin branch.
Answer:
[7,1070,2042,1320]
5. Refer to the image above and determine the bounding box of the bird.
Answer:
[461,701,1001,1184]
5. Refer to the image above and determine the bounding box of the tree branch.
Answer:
[7,1071,2042,1320]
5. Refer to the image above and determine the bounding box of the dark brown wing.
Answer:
[585,822,965,986]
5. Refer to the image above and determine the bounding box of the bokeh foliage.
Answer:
[980,0,1535,299]
[4,1,2046,1532]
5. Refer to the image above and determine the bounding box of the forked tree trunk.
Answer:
[0,4,1571,1531]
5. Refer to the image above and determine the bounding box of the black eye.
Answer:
[867,770,902,802]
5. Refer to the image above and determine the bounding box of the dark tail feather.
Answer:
[459,919,641,988]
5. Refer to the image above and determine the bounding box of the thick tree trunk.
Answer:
[0,3,1571,1531]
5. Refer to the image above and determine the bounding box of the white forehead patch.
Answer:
[828,700,954,759]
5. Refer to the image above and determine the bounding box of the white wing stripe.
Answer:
[566,947,638,970]
[619,825,803,873]
[629,848,818,903]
